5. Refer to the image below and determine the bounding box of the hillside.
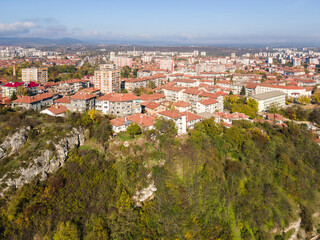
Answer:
[0,109,320,239]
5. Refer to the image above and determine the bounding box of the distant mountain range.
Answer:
[0,37,319,48]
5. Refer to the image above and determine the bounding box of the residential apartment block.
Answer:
[70,92,96,112]
[22,68,48,83]
[94,65,121,94]
[95,93,141,117]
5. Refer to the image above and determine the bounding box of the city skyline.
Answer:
[0,0,320,45]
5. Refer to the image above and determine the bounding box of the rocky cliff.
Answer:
[0,127,30,160]
[0,127,87,195]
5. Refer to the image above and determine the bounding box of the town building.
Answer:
[252,91,286,112]
[94,65,121,94]
[22,68,48,83]
[2,82,39,98]
[95,93,141,117]
[160,59,174,71]
[157,110,187,134]
[40,105,68,117]
[70,92,96,112]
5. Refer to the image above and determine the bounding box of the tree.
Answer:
[240,86,246,96]
[246,97,259,112]
[309,108,320,124]
[312,91,320,103]
[10,91,17,101]
[53,221,80,240]
[147,81,156,89]
[127,123,142,137]
[121,89,128,93]
[297,96,311,105]
[268,103,280,113]
[16,86,29,96]
[121,66,131,78]
[154,117,177,136]
[133,87,145,96]
[232,104,256,119]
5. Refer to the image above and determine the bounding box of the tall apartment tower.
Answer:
[160,59,174,71]
[94,65,121,94]
[21,67,48,83]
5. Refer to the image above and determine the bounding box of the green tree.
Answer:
[147,81,156,89]
[16,86,29,96]
[53,221,80,240]
[121,66,132,78]
[10,91,17,101]
[127,123,142,137]
[246,97,259,112]
[133,87,145,96]
[268,103,280,113]
[297,96,311,105]
[240,86,246,95]
[312,91,320,103]
[232,104,256,118]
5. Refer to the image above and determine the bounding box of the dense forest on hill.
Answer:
[0,109,320,239]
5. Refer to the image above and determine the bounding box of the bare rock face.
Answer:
[0,127,30,160]
[0,127,87,194]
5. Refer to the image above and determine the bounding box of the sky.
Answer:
[0,0,319,45]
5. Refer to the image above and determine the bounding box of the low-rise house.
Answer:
[197,98,219,113]
[214,112,250,124]
[96,93,141,117]
[54,96,72,109]
[173,79,199,88]
[124,74,166,92]
[40,104,68,117]
[143,101,166,115]
[139,93,165,102]
[70,92,96,112]
[181,112,203,129]
[161,86,185,102]
[157,110,187,134]
[2,81,39,98]
[0,94,10,105]
[111,113,155,133]
[12,96,42,111]
[264,113,286,124]
[172,101,192,112]
[11,93,54,111]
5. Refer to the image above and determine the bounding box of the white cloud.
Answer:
[0,22,37,35]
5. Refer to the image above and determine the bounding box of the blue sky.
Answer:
[0,0,319,44]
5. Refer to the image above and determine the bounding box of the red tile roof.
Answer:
[97,93,138,102]
[111,113,155,127]
[55,96,71,104]
[144,102,161,110]
[44,105,68,115]
[181,112,202,122]
[198,98,218,106]
[158,110,184,119]
[3,81,39,88]
[139,93,165,101]
[71,92,96,100]
[172,101,191,107]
